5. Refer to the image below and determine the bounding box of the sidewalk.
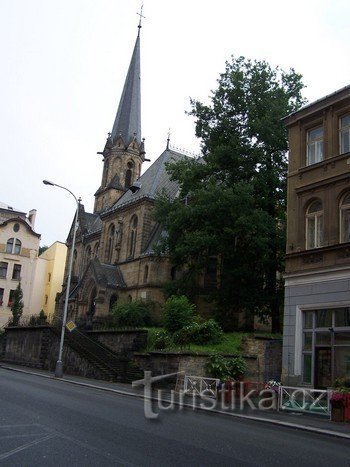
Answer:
[1,362,349,439]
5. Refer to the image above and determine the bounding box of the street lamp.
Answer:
[43,179,80,378]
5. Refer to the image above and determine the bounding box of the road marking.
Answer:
[0,433,56,461]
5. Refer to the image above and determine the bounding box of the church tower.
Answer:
[94,24,146,214]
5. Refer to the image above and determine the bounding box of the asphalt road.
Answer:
[0,369,349,466]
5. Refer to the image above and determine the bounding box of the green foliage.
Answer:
[163,295,196,333]
[10,282,24,326]
[155,57,305,332]
[152,329,173,350]
[29,310,48,326]
[111,300,152,328]
[173,319,223,346]
[333,377,350,393]
[39,245,49,256]
[206,352,247,381]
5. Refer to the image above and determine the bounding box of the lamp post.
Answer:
[43,179,80,378]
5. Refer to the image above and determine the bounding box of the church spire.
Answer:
[110,26,141,146]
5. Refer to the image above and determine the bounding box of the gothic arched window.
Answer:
[85,245,91,268]
[340,192,350,243]
[93,242,99,257]
[107,224,115,263]
[306,200,323,249]
[128,215,138,258]
[125,160,134,189]
[109,294,118,312]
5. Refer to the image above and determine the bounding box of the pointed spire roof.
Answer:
[110,32,141,146]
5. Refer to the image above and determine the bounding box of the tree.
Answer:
[11,282,24,326]
[155,56,305,332]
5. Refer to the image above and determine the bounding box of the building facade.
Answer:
[282,85,350,388]
[0,203,40,327]
[32,241,67,319]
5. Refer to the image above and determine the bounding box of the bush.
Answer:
[111,300,152,328]
[152,330,173,350]
[163,295,195,334]
[206,352,246,381]
[173,319,223,346]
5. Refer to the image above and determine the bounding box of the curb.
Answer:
[1,364,349,440]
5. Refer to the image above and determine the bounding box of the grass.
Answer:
[144,328,249,354]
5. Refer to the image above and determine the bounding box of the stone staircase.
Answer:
[51,326,143,383]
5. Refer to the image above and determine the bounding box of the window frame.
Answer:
[306,200,324,249]
[306,125,324,165]
[0,262,8,278]
[340,192,350,243]
[339,114,350,155]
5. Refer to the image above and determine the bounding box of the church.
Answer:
[59,23,187,327]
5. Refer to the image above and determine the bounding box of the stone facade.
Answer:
[283,85,350,387]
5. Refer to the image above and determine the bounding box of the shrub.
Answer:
[163,295,195,334]
[111,300,152,328]
[206,352,246,381]
[152,330,173,350]
[173,319,223,346]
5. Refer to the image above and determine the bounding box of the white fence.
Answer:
[279,386,330,416]
[183,375,220,398]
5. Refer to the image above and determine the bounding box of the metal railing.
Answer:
[279,386,330,416]
[183,375,220,398]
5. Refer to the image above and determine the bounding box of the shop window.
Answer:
[306,126,323,165]
[315,309,332,328]
[12,264,21,280]
[306,200,323,249]
[340,192,350,243]
[0,262,8,278]
[303,354,312,384]
[339,114,350,155]
[334,308,350,327]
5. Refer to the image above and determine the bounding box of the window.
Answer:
[302,308,350,386]
[45,295,48,305]
[85,245,91,268]
[128,216,138,258]
[340,192,350,243]
[6,238,14,253]
[107,224,115,263]
[307,126,323,165]
[13,223,19,232]
[48,272,51,283]
[12,264,21,280]
[0,288,4,305]
[0,262,8,278]
[6,238,21,254]
[306,201,323,249]
[14,239,21,254]
[93,242,99,257]
[340,114,350,155]
[125,161,134,189]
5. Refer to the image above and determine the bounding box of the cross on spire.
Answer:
[137,4,145,35]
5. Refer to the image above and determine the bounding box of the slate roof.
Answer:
[106,148,187,213]
[91,258,126,289]
[110,33,141,146]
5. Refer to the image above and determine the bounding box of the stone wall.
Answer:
[86,329,148,356]
[1,326,107,380]
[241,336,282,382]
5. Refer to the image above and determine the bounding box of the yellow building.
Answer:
[33,242,67,320]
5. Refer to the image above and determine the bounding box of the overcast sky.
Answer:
[1,0,349,246]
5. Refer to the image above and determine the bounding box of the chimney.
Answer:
[28,209,37,228]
